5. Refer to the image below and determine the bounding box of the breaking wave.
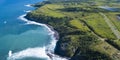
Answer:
[7,47,50,60]
[24,4,32,7]
[7,14,68,60]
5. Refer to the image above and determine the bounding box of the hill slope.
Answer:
[25,1,120,60]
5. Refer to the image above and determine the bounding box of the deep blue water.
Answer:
[0,0,53,60]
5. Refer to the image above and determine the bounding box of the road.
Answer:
[99,12,120,39]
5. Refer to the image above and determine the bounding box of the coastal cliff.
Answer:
[25,1,120,60]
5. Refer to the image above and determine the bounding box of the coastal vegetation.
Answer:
[105,12,120,31]
[26,0,120,60]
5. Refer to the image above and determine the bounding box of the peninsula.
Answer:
[25,0,120,60]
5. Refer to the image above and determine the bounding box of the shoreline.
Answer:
[7,13,68,60]
[21,13,68,60]
[23,14,68,60]
[23,4,60,41]
[21,4,68,60]
[46,24,59,40]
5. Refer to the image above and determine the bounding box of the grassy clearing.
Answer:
[83,13,116,39]
[105,12,120,32]
[69,20,90,32]
[33,4,65,17]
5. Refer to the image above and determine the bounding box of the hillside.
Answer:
[25,1,120,60]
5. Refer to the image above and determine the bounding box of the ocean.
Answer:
[0,0,68,60]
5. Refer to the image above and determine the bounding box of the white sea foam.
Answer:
[24,4,32,7]
[8,50,12,57]
[7,47,50,60]
[7,14,68,60]
[24,10,31,13]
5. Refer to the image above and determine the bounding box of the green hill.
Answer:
[25,1,120,60]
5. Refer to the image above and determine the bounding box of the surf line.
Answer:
[7,14,68,60]
[7,4,68,60]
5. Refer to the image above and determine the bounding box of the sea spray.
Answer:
[7,47,50,60]
[8,50,12,57]
[7,14,68,60]
[24,10,31,13]
[24,4,32,7]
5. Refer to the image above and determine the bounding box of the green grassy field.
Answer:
[83,13,116,39]
[105,12,120,32]
[32,4,65,17]
[70,20,90,32]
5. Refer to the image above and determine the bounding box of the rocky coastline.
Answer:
[24,1,117,60]
[46,24,60,40]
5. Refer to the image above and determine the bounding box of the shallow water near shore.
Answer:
[0,0,57,60]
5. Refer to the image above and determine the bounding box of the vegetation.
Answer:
[83,13,116,39]
[25,0,120,60]
[105,12,120,31]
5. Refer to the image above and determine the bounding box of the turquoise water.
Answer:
[0,0,54,60]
